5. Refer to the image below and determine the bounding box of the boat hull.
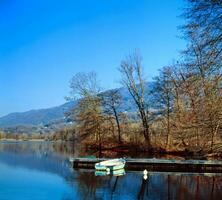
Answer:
[95,158,126,171]
[95,163,125,171]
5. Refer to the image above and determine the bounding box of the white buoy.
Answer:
[143,174,148,180]
[143,169,148,175]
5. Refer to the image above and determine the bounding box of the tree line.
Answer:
[55,0,222,156]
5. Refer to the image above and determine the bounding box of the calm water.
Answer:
[0,141,222,200]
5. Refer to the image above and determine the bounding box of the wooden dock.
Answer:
[69,157,222,173]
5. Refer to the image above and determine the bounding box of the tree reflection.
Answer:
[68,172,222,200]
[137,174,149,200]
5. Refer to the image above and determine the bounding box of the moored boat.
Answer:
[95,158,126,171]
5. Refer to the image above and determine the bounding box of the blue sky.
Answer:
[0,0,186,117]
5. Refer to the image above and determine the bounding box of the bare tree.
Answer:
[69,71,101,99]
[181,0,222,152]
[119,52,151,149]
[182,0,222,69]
[152,66,175,150]
[101,89,122,144]
[68,72,104,150]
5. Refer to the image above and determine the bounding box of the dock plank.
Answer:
[69,157,222,173]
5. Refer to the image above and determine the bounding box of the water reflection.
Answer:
[95,169,126,177]
[0,141,222,200]
[68,170,222,200]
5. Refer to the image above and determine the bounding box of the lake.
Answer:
[0,141,222,200]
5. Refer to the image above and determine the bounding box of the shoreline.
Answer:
[0,139,221,160]
[0,138,46,142]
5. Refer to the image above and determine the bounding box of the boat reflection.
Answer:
[95,168,126,177]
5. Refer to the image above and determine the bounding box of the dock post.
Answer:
[73,159,79,168]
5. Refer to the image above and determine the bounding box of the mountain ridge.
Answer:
[0,84,153,133]
[0,101,76,128]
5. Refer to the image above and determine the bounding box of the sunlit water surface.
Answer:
[0,141,222,200]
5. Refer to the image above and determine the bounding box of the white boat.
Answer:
[95,158,126,171]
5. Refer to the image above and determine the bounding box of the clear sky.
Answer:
[0,0,186,117]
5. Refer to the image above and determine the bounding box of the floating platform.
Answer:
[69,157,222,173]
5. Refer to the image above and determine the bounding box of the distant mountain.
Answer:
[0,84,154,134]
[0,101,76,128]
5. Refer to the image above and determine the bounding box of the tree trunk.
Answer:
[166,96,171,150]
[210,122,219,153]
[113,107,122,144]
[166,111,170,150]
[141,113,151,149]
